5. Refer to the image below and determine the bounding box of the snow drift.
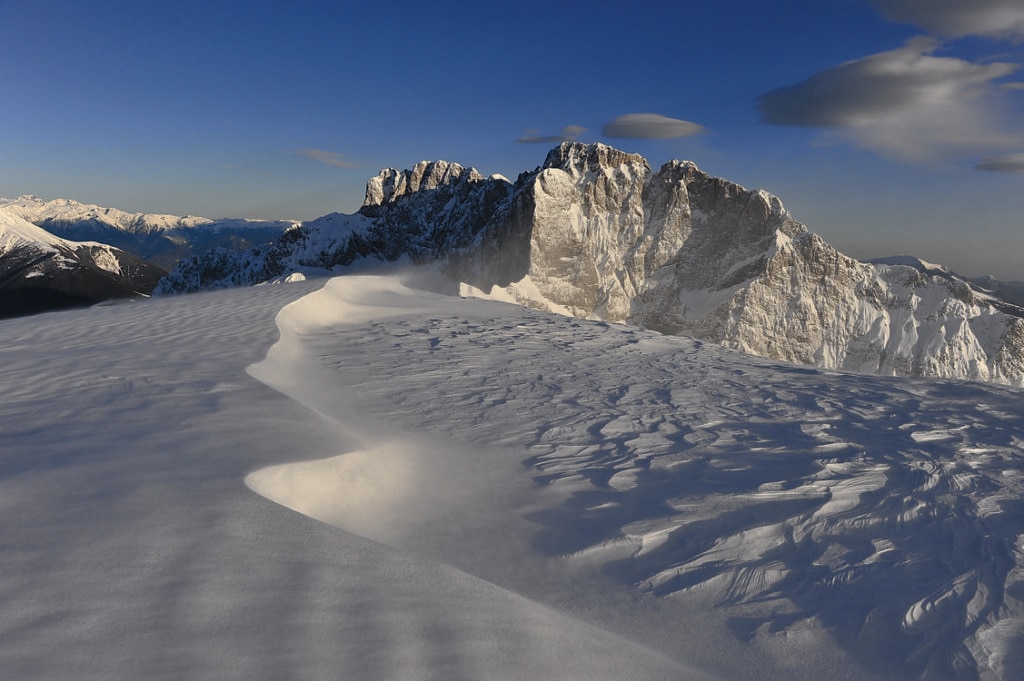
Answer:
[243,274,1024,680]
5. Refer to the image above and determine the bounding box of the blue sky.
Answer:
[2,0,1023,279]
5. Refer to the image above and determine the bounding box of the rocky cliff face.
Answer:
[455,143,806,326]
[156,142,1024,386]
[693,234,1024,383]
[452,143,1023,386]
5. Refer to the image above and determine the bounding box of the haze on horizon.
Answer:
[1,0,1022,280]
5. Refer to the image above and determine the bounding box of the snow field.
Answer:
[0,278,699,680]
[248,274,1024,680]
[3,272,1024,679]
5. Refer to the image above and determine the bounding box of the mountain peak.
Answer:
[362,159,484,209]
[0,205,68,251]
[542,141,649,174]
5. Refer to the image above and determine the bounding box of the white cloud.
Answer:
[758,37,1023,162]
[295,148,359,169]
[601,113,704,139]
[515,125,586,144]
[870,0,1024,39]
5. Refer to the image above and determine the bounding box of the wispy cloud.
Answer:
[758,37,1022,161]
[515,125,586,144]
[601,113,704,139]
[975,152,1024,172]
[295,148,359,168]
[869,0,1024,39]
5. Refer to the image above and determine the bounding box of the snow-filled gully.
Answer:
[244,275,1024,681]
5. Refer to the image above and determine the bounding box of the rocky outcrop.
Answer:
[156,142,1024,386]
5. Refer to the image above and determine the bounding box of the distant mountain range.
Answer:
[0,195,295,270]
[0,196,296,317]
[0,208,166,318]
[156,142,1024,386]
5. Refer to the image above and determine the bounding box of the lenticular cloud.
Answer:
[975,152,1024,173]
[758,37,1022,161]
[869,0,1024,39]
[602,113,704,139]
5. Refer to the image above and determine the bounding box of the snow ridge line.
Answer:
[242,275,705,679]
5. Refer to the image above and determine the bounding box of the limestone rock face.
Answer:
[363,160,484,210]
[451,144,810,327]
[693,233,1024,383]
[517,143,653,319]
[455,143,1023,385]
[157,142,1024,386]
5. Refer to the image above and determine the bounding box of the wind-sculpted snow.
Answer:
[157,142,1024,386]
[248,275,1024,680]
[5,272,1024,679]
[0,277,700,681]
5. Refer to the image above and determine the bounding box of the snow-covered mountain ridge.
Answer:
[869,255,1024,312]
[0,207,166,317]
[1,195,214,232]
[157,142,1024,386]
[0,195,296,270]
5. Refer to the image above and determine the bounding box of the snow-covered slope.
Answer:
[969,275,1024,309]
[0,195,296,270]
[4,272,1024,680]
[0,276,706,681]
[869,255,1024,311]
[0,206,166,317]
[156,143,1024,386]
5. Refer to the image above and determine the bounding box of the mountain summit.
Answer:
[157,142,1024,386]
